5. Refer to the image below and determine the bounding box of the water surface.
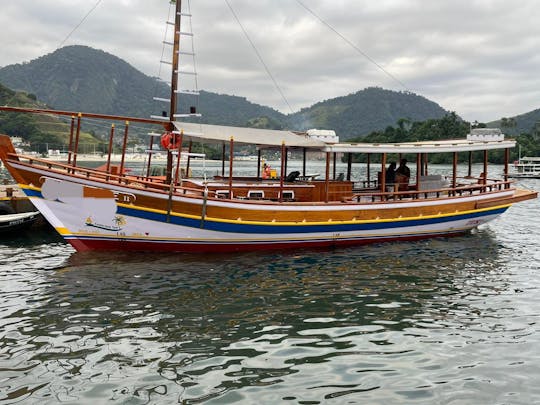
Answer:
[0,178,539,404]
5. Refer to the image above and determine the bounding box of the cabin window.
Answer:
[247,190,265,200]
[280,190,295,201]
[216,190,232,199]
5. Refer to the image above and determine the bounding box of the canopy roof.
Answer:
[172,122,326,148]
[325,138,516,154]
[172,122,515,154]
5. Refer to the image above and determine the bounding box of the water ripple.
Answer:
[1,184,540,403]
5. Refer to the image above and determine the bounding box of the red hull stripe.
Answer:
[66,230,468,253]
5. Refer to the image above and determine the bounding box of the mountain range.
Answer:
[1,45,539,139]
[0,45,453,141]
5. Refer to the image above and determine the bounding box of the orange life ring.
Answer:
[160,132,180,149]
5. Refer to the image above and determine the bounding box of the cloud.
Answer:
[1,0,540,122]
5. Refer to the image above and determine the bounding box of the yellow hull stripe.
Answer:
[117,202,511,226]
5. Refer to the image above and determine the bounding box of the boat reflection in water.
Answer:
[3,224,534,403]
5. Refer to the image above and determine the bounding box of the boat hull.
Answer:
[23,182,509,253]
[1,150,534,253]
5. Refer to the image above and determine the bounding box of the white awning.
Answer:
[172,122,326,148]
[171,122,516,154]
[324,138,516,154]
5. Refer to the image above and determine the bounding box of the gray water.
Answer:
[1,171,540,403]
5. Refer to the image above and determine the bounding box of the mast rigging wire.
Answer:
[295,0,411,92]
[57,0,104,49]
[224,0,295,114]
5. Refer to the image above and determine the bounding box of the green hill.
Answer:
[0,82,99,150]
[287,87,449,139]
[0,45,167,119]
[488,110,540,136]
[0,46,285,129]
[0,45,454,141]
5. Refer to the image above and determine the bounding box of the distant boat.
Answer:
[0,2,536,252]
[0,211,40,234]
[0,185,42,234]
[508,156,540,179]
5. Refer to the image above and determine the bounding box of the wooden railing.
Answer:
[8,153,210,198]
[8,152,515,205]
[348,179,513,203]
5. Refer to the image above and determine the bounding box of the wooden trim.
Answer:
[3,151,525,214]
[186,140,193,178]
[168,0,182,124]
[452,151,457,190]
[106,124,115,177]
[325,152,330,203]
[302,148,307,177]
[347,152,352,181]
[119,121,129,181]
[0,106,167,126]
[351,180,514,203]
[280,142,286,202]
[72,113,82,167]
[381,153,387,193]
[257,149,261,178]
[145,126,153,177]
[476,189,537,209]
[229,137,234,197]
[367,153,371,184]
[173,131,184,184]
[221,143,226,176]
[483,150,488,185]
[415,154,420,190]
[67,115,75,165]
[504,148,509,183]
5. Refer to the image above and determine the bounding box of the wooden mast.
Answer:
[169,0,182,124]
[166,0,183,183]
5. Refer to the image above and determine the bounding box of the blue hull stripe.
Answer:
[22,188,507,234]
[116,205,507,234]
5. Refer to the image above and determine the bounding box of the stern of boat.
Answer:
[475,187,537,209]
[0,134,25,184]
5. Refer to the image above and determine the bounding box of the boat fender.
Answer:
[160,132,180,150]
[0,202,15,215]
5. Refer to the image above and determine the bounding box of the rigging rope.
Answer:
[224,0,295,114]
[57,0,104,49]
[295,0,411,92]
[186,0,200,114]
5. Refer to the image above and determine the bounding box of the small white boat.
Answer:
[0,211,40,233]
[508,157,540,179]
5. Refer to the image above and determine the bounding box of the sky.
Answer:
[1,0,539,123]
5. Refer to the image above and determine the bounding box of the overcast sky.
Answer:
[1,0,539,123]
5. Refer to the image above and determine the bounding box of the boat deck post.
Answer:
[67,115,75,165]
[118,121,129,182]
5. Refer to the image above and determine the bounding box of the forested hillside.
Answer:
[0,82,99,151]
[288,87,449,139]
[0,46,286,131]
[489,110,540,137]
[3,44,540,158]
[350,112,538,164]
[1,46,451,140]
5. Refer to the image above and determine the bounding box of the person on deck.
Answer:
[262,163,272,179]
[385,162,397,191]
[395,158,411,191]
[395,159,410,179]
